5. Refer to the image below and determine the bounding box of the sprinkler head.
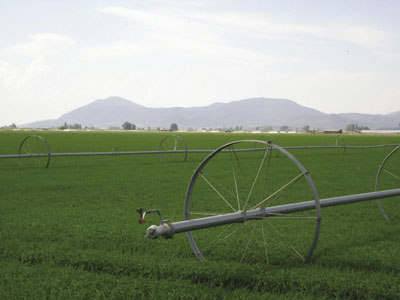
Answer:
[137,208,145,224]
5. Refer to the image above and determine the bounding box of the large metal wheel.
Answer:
[158,134,188,162]
[323,135,346,154]
[18,135,51,168]
[184,140,321,265]
[376,146,400,221]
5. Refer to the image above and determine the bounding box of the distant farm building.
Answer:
[323,129,343,134]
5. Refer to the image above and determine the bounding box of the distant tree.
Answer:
[122,121,133,130]
[303,125,310,132]
[59,122,68,130]
[58,122,82,130]
[170,123,178,131]
[346,124,356,132]
[1,123,17,129]
[346,123,369,131]
[280,125,290,131]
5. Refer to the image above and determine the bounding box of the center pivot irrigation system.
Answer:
[138,140,400,265]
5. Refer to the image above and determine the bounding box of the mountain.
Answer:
[22,96,400,130]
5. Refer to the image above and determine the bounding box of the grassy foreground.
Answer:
[1,131,400,299]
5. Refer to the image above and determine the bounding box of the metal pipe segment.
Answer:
[145,188,400,239]
[1,144,399,159]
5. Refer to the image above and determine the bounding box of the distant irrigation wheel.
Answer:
[18,135,51,168]
[158,134,188,162]
[184,140,321,265]
[323,135,346,154]
[376,146,400,221]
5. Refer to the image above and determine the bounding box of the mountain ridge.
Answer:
[22,96,400,130]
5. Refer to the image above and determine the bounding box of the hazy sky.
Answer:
[1,0,400,125]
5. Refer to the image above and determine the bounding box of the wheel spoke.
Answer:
[205,223,245,252]
[240,223,257,263]
[243,147,270,210]
[260,148,273,206]
[203,224,234,252]
[190,211,222,216]
[266,220,305,262]
[35,136,40,152]
[251,172,305,210]
[228,146,241,211]
[266,215,317,220]
[174,136,178,151]
[231,145,250,191]
[22,145,30,155]
[248,214,317,220]
[264,212,318,219]
[383,168,400,181]
[198,171,236,212]
[390,208,400,220]
[27,139,32,153]
[261,224,269,265]
[198,171,241,209]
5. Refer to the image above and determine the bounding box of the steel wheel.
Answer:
[18,135,51,168]
[184,140,321,265]
[158,134,188,162]
[323,135,346,154]
[376,146,400,221]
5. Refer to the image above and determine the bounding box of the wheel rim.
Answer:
[254,135,279,157]
[376,146,400,221]
[18,135,51,168]
[158,134,188,162]
[184,140,321,265]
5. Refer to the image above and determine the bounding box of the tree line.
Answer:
[122,122,178,131]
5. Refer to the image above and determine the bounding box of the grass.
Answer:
[1,130,400,299]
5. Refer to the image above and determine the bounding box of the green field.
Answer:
[1,131,400,299]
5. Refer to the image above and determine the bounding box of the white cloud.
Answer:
[193,11,394,49]
[96,6,299,66]
[0,57,50,89]
[97,6,187,31]
[0,33,78,125]
[7,33,75,57]
[96,5,397,70]
[0,33,76,89]
[80,41,148,60]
